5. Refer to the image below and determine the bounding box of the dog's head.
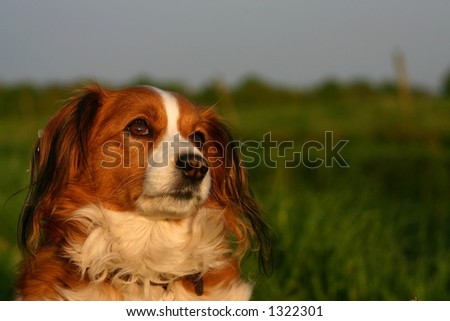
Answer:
[19,83,271,270]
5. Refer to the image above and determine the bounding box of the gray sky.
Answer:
[1,0,450,91]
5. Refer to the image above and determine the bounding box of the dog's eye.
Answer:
[189,131,206,149]
[126,119,151,137]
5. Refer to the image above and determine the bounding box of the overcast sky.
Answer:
[1,0,450,91]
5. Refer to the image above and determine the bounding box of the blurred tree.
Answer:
[315,78,344,100]
[378,81,397,95]
[233,75,276,103]
[347,79,376,100]
[195,82,218,105]
[0,84,38,118]
[233,75,301,105]
[129,74,156,86]
[442,68,450,98]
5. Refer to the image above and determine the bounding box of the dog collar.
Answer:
[150,272,204,297]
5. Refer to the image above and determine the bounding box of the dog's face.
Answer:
[19,83,271,273]
[84,86,214,219]
[134,88,211,219]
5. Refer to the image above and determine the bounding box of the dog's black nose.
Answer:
[176,153,209,181]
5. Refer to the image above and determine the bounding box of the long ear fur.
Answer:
[201,108,273,273]
[18,84,104,256]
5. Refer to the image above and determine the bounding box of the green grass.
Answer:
[236,98,450,300]
[1,88,449,300]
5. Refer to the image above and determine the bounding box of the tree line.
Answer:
[1,71,449,118]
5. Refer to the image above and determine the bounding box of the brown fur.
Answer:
[17,83,272,300]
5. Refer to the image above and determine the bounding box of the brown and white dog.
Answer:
[17,83,271,300]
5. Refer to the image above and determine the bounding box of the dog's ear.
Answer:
[18,84,104,256]
[200,108,272,273]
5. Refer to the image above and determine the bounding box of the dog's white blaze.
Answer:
[150,86,180,139]
[146,86,193,163]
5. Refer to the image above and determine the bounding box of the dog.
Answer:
[16,83,271,300]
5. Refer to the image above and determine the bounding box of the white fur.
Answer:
[136,87,211,219]
[63,205,252,300]
[154,87,179,139]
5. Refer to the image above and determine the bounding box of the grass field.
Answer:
[1,85,449,300]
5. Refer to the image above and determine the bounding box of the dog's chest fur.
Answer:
[60,205,252,300]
